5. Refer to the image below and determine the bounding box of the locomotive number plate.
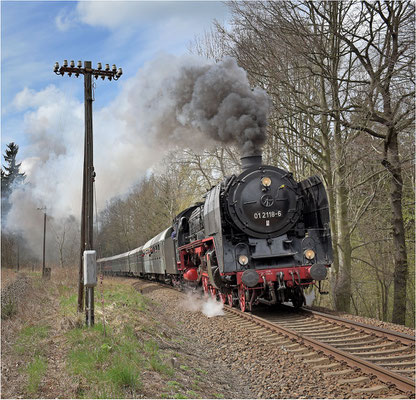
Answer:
[253,210,282,219]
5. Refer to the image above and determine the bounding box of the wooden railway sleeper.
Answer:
[312,362,340,370]
[305,328,354,337]
[323,336,376,344]
[337,339,386,350]
[303,357,330,365]
[377,361,415,368]
[294,351,319,359]
[362,354,415,363]
[286,346,310,354]
[277,320,322,328]
[277,319,325,326]
[311,331,363,340]
[293,326,342,334]
[350,347,411,357]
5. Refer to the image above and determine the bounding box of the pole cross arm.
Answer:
[54,61,122,80]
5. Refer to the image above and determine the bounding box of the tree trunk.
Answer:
[386,134,408,325]
[333,134,352,312]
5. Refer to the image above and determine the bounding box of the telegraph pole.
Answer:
[37,207,47,277]
[54,60,122,322]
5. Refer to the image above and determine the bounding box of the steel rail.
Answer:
[301,308,415,346]
[226,307,415,395]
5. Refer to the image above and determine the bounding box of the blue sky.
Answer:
[2,1,234,247]
[1,1,230,158]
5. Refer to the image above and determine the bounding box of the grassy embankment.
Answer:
[1,268,213,399]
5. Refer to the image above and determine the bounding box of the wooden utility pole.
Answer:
[83,61,95,323]
[54,60,123,322]
[37,207,47,277]
[42,212,46,276]
[17,239,20,272]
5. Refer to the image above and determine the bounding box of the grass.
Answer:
[163,381,191,399]
[59,293,78,315]
[13,324,50,396]
[25,355,47,395]
[102,284,147,312]
[67,323,145,398]
[64,285,174,398]
[15,324,50,356]
[4,274,208,399]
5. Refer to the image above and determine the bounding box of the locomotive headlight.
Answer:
[261,177,272,187]
[238,255,249,266]
[304,249,315,260]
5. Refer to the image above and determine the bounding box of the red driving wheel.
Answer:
[210,287,217,299]
[202,277,209,295]
[238,287,246,312]
[219,293,227,304]
[227,293,233,307]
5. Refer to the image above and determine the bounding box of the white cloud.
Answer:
[12,85,64,111]
[55,8,78,32]
[75,1,227,30]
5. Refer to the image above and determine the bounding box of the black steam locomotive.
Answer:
[98,153,332,311]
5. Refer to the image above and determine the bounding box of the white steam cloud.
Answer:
[5,54,269,260]
[181,290,225,318]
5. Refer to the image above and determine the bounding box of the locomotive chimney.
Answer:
[241,152,263,171]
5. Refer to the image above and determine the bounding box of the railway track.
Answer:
[131,278,414,396]
[225,304,415,396]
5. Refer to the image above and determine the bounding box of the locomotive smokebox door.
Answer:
[83,250,97,287]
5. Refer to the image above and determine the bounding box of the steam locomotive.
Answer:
[97,153,333,311]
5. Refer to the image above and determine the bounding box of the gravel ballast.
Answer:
[135,280,413,399]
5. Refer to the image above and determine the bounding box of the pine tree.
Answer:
[1,142,26,219]
[2,142,25,190]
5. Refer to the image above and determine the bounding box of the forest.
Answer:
[2,1,414,327]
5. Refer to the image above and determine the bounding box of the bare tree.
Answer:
[309,0,415,324]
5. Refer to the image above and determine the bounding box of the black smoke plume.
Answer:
[124,55,270,156]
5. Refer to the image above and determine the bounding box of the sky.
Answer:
[1,0,232,257]
[2,1,229,151]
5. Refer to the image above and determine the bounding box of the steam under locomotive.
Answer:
[98,153,333,311]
